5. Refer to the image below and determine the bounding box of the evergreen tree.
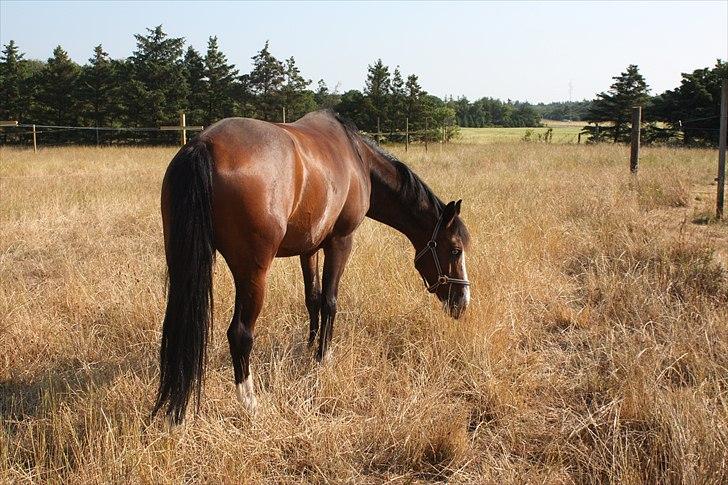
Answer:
[405,74,426,130]
[248,41,284,120]
[280,56,315,121]
[34,45,80,126]
[511,101,541,127]
[0,40,32,121]
[364,59,391,130]
[203,36,239,124]
[583,64,650,143]
[233,73,257,118]
[313,79,340,110]
[78,45,119,129]
[452,96,471,126]
[127,25,188,128]
[183,46,206,124]
[335,89,369,129]
[388,67,406,130]
[651,60,728,146]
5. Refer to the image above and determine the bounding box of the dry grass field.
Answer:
[1,141,727,483]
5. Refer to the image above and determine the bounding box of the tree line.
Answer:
[1,25,725,146]
[0,25,541,145]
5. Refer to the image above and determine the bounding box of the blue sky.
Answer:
[1,1,726,103]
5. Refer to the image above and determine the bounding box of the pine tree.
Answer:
[651,60,728,146]
[234,73,256,118]
[405,74,425,129]
[128,25,188,128]
[34,45,80,126]
[280,56,314,121]
[183,46,206,124]
[313,79,340,110]
[583,64,650,143]
[364,59,391,130]
[203,36,239,124]
[0,40,31,121]
[388,67,406,131]
[335,89,368,129]
[78,45,119,129]
[248,41,284,120]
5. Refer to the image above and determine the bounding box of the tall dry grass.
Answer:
[1,142,726,483]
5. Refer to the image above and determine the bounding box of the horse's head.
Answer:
[414,200,471,319]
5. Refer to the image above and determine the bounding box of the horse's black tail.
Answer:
[153,139,215,423]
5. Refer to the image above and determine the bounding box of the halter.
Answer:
[413,211,471,293]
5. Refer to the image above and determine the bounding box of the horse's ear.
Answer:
[443,200,459,228]
[455,199,462,215]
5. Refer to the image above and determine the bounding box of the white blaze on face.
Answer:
[461,251,471,307]
[235,369,257,414]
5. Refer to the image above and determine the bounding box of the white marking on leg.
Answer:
[163,413,177,431]
[461,251,471,307]
[235,370,257,414]
[323,346,333,363]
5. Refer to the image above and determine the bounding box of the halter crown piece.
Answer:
[413,211,471,293]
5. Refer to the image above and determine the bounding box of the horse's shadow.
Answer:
[0,356,150,422]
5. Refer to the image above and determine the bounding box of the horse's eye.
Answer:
[451,249,461,256]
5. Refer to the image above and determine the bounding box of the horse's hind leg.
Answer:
[317,235,353,362]
[227,264,270,414]
[300,252,321,347]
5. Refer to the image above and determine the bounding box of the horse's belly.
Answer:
[274,197,336,256]
[276,184,366,256]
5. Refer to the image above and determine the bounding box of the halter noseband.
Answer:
[413,212,470,293]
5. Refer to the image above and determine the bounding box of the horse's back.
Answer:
[198,112,370,258]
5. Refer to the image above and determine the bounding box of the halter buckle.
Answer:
[426,240,437,249]
[437,276,448,285]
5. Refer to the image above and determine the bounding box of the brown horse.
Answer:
[153,110,471,423]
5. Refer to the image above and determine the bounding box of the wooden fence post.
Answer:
[577,132,581,144]
[405,117,409,152]
[282,106,286,123]
[424,118,428,152]
[630,106,641,174]
[376,117,381,144]
[32,124,37,153]
[180,112,187,146]
[717,80,727,219]
[161,118,204,144]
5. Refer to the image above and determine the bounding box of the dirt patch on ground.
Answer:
[648,182,728,267]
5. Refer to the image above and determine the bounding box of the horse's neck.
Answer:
[366,152,435,248]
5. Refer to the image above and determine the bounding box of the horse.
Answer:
[153,109,471,423]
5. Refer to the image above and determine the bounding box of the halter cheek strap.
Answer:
[413,212,470,293]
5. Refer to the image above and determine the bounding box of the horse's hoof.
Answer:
[163,413,183,431]
[316,347,333,364]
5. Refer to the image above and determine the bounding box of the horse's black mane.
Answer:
[332,111,445,216]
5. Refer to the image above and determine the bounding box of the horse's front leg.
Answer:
[317,235,353,362]
[300,252,321,347]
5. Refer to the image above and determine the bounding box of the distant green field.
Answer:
[457,122,587,144]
